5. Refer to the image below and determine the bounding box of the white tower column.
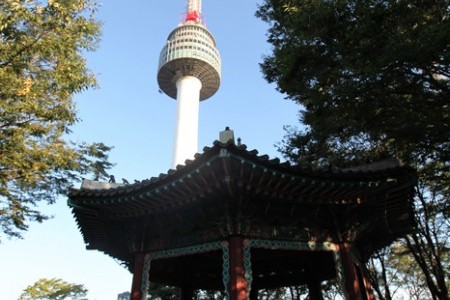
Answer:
[172,76,202,168]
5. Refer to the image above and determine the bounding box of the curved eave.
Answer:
[68,141,416,218]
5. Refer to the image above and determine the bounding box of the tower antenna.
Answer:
[185,0,202,22]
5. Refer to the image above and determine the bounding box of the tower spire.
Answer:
[185,0,202,22]
[157,0,221,169]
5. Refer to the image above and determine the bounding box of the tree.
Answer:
[147,285,227,300]
[257,287,289,300]
[367,242,433,300]
[256,0,449,298]
[257,0,450,205]
[147,283,179,299]
[18,278,88,300]
[194,289,226,299]
[405,185,449,299]
[257,0,449,172]
[0,0,113,241]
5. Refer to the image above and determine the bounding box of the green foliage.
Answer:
[0,0,113,241]
[257,0,449,298]
[256,282,342,300]
[257,0,449,171]
[147,283,179,299]
[18,278,88,300]
[367,242,433,300]
[404,185,450,299]
[147,285,227,300]
[256,287,289,300]
[194,289,226,300]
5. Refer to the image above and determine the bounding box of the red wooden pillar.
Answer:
[229,236,248,300]
[338,242,363,300]
[130,252,145,300]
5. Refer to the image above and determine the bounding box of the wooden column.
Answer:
[307,280,324,300]
[229,236,248,300]
[130,252,145,300]
[338,242,363,300]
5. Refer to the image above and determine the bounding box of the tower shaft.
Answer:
[172,76,202,168]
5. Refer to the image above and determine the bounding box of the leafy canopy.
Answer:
[18,278,88,300]
[0,0,113,240]
[257,0,449,172]
[257,1,449,298]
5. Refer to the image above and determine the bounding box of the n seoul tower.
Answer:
[157,0,221,168]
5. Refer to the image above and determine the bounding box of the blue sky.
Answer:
[0,1,299,299]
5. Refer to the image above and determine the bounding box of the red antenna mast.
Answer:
[185,0,202,23]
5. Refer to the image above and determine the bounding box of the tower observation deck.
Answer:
[157,0,221,168]
[157,22,221,100]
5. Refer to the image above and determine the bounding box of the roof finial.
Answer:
[219,127,235,144]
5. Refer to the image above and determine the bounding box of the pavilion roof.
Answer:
[68,141,416,267]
